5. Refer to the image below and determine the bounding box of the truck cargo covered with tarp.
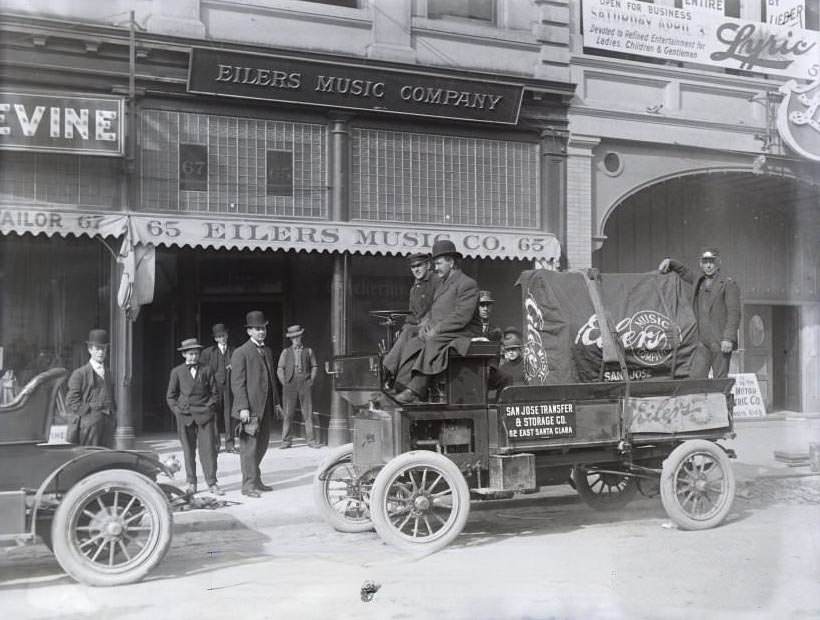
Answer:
[518,269,701,385]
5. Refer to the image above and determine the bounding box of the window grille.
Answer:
[351,128,539,229]
[140,110,327,218]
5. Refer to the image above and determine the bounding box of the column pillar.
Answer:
[565,134,600,270]
[541,127,568,267]
[112,260,135,449]
[328,116,351,447]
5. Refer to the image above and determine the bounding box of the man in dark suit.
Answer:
[65,328,116,447]
[231,310,280,498]
[394,240,480,403]
[277,325,320,449]
[475,290,503,342]
[201,323,236,453]
[659,248,741,378]
[166,338,222,496]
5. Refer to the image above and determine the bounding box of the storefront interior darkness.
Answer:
[594,172,820,412]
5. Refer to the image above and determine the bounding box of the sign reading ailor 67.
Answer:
[502,402,576,441]
[0,92,124,156]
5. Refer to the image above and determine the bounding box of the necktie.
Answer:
[188,365,197,379]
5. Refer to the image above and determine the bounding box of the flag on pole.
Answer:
[117,217,155,319]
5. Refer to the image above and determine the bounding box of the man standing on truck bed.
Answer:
[659,248,741,378]
[394,240,480,404]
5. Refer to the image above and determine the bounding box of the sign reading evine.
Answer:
[0,92,124,156]
[582,0,819,80]
[188,48,524,125]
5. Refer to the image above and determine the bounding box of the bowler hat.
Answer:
[700,248,720,260]
[503,326,523,339]
[478,290,495,304]
[177,338,203,352]
[431,239,461,260]
[502,332,523,348]
[86,329,109,347]
[285,324,305,339]
[245,310,268,328]
[408,252,430,266]
[211,323,228,337]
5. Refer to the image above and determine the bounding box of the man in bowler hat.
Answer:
[65,328,116,447]
[231,310,280,497]
[394,240,480,403]
[166,338,222,496]
[201,323,236,453]
[277,325,320,449]
[659,248,741,378]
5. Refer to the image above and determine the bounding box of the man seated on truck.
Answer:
[393,240,480,404]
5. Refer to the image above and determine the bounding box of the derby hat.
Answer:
[431,239,461,260]
[177,338,203,352]
[211,323,228,337]
[478,290,495,304]
[502,331,523,348]
[408,252,430,266]
[700,248,720,260]
[86,329,109,347]
[245,310,269,328]
[285,324,305,339]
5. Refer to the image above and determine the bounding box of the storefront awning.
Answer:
[0,205,561,262]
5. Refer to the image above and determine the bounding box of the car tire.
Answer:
[51,468,172,586]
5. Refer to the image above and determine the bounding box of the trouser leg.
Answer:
[297,378,314,443]
[222,387,235,446]
[712,351,731,379]
[177,421,198,484]
[255,409,271,485]
[239,430,258,492]
[197,418,218,486]
[282,387,297,444]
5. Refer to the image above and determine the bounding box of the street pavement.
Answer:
[148,412,820,536]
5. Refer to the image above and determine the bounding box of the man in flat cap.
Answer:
[394,240,480,404]
[166,338,222,496]
[383,252,440,384]
[659,248,741,378]
[475,290,503,343]
[277,325,319,449]
[231,310,280,497]
[65,328,116,447]
[201,323,236,453]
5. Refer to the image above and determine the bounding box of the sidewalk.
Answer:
[142,414,820,535]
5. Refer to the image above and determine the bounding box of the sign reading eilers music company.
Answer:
[188,48,524,125]
[0,92,124,156]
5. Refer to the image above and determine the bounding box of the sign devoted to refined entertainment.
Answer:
[501,401,576,441]
[188,48,524,125]
[777,78,820,161]
[582,0,819,80]
[0,92,124,156]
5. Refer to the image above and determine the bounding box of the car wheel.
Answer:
[370,451,470,555]
[660,440,735,530]
[571,466,639,511]
[313,443,375,533]
[51,468,172,586]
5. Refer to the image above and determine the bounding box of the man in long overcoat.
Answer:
[394,240,480,403]
[659,248,741,378]
[231,310,280,497]
[201,323,235,452]
[166,338,221,496]
[65,328,116,447]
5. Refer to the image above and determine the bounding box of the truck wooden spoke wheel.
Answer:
[571,466,639,510]
[313,443,375,533]
[371,451,470,554]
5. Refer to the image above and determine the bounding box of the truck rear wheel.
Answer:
[571,466,639,511]
[371,451,470,555]
[660,440,735,530]
[51,469,172,586]
[313,443,374,533]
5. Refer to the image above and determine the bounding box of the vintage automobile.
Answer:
[0,368,176,586]
[314,269,737,554]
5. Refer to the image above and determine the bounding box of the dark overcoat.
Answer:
[230,339,280,419]
[201,344,234,389]
[165,364,218,426]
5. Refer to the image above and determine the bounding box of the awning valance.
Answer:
[0,205,561,262]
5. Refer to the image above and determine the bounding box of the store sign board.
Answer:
[0,92,124,156]
[730,373,767,418]
[582,0,819,80]
[188,48,524,125]
[767,0,805,28]
[777,78,820,161]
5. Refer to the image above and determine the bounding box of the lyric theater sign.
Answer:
[188,48,524,125]
[0,92,124,155]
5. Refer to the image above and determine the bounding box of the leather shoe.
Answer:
[394,388,419,404]
[308,441,322,449]
[224,442,237,454]
[256,482,273,492]
[241,489,261,498]
[279,442,292,449]
[209,484,224,496]
[184,484,197,495]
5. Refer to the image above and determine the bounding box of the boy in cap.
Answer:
[498,327,526,385]
[201,323,236,453]
[659,248,741,378]
[166,338,222,496]
[277,325,319,449]
[65,328,116,447]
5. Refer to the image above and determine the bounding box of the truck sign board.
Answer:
[501,401,576,441]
